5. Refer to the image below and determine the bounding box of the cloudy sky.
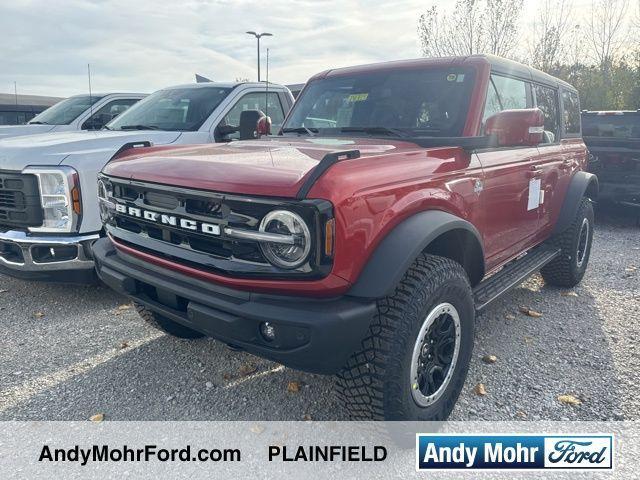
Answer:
[0,0,624,97]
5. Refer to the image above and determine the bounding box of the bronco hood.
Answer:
[0,130,183,171]
[0,124,56,140]
[103,138,416,198]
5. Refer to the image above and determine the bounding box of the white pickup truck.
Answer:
[0,93,146,140]
[0,81,294,283]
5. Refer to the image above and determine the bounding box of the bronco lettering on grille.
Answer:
[115,203,221,236]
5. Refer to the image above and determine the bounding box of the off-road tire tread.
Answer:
[541,198,593,287]
[335,254,473,420]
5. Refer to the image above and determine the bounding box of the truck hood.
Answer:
[103,137,419,198]
[0,130,183,171]
[0,124,56,140]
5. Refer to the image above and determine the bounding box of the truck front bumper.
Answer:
[93,237,376,374]
[0,230,99,283]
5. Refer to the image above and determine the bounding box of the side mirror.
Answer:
[485,108,545,147]
[257,115,272,136]
[239,110,270,140]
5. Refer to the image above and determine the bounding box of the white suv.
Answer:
[0,93,146,140]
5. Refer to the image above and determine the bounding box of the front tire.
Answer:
[541,198,594,288]
[134,303,206,339]
[336,254,475,421]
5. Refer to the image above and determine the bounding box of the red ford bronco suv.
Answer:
[94,55,598,421]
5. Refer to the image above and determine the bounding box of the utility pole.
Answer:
[245,31,273,81]
[14,81,18,105]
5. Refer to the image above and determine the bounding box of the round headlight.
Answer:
[259,210,311,269]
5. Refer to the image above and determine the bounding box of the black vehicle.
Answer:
[583,110,640,208]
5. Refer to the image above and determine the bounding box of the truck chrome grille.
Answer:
[0,172,43,228]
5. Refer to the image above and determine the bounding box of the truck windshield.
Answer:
[107,86,232,132]
[28,95,104,125]
[282,67,475,138]
[582,114,640,139]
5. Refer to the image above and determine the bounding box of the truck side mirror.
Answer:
[485,108,545,147]
[239,110,270,140]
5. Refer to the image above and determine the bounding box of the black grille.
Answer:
[104,178,331,279]
[0,171,43,228]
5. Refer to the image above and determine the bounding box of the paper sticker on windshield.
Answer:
[348,93,369,102]
[447,73,465,82]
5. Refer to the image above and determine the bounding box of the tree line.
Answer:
[417,0,640,110]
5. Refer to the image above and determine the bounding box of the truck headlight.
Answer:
[22,166,81,233]
[259,210,311,269]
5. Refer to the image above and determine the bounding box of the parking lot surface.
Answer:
[0,207,638,421]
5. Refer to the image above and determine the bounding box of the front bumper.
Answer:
[0,230,99,282]
[93,237,376,374]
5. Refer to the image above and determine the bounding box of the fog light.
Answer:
[260,322,276,341]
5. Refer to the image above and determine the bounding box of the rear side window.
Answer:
[482,74,528,123]
[582,114,640,138]
[562,90,581,135]
[534,85,559,143]
[220,92,285,140]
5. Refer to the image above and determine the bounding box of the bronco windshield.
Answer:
[107,86,232,132]
[29,95,104,125]
[282,67,476,138]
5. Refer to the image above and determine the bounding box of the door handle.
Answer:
[560,159,573,169]
[526,165,543,178]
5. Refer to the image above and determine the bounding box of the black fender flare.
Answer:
[348,210,485,299]
[553,171,599,235]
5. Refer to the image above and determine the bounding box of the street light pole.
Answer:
[246,31,272,82]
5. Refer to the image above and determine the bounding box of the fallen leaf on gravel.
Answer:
[250,424,265,434]
[223,373,233,380]
[0,289,8,293]
[523,336,533,344]
[482,354,498,364]
[625,266,637,272]
[89,413,104,422]
[519,306,543,318]
[302,414,312,421]
[117,304,132,311]
[505,313,516,321]
[238,363,257,377]
[34,312,45,318]
[516,410,527,419]
[473,383,487,396]
[119,341,129,349]
[287,381,301,393]
[558,394,582,406]
[561,291,578,297]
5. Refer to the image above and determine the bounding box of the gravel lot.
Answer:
[0,206,638,422]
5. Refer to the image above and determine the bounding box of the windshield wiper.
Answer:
[28,121,48,125]
[118,125,162,131]
[282,127,318,136]
[338,127,410,138]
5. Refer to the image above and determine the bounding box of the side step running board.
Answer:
[473,246,561,312]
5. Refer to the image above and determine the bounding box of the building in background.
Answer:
[0,93,64,125]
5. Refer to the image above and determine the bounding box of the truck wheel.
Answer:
[336,254,475,421]
[541,198,594,288]
[134,303,206,339]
